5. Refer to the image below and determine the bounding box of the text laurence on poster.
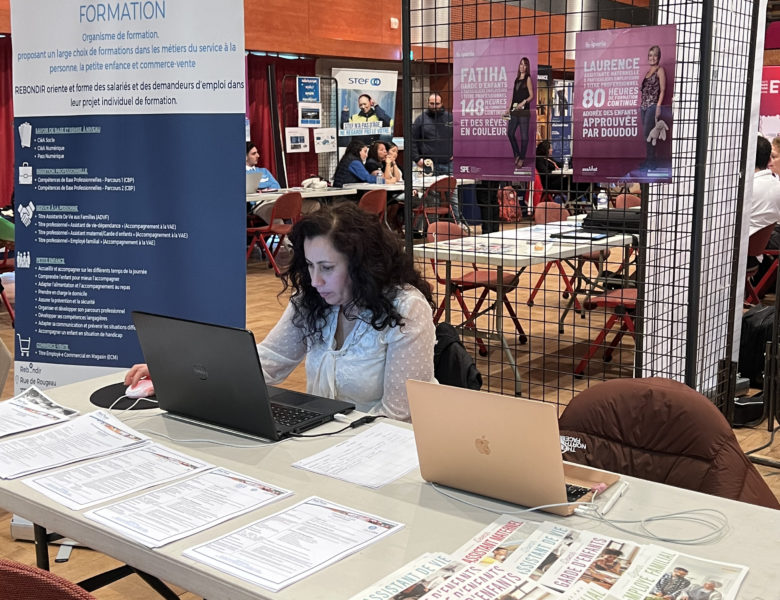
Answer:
[333,68,397,146]
[573,24,676,183]
[11,0,247,391]
[759,66,780,140]
[453,36,539,182]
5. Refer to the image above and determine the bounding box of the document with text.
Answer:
[84,467,292,547]
[23,443,213,510]
[0,385,78,438]
[0,410,147,479]
[183,496,403,592]
[292,422,419,488]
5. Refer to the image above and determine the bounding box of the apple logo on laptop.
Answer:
[475,435,491,455]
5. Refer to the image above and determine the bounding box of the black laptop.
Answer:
[132,311,355,441]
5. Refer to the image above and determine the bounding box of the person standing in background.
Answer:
[411,93,464,225]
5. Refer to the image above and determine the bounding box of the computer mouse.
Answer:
[125,378,155,399]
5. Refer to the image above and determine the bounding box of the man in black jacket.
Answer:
[411,93,464,225]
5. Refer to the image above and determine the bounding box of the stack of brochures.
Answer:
[347,515,748,600]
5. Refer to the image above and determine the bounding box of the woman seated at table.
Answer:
[385,141,403,181]
[333,139,399,187]
[535,140,564,198]
[125,203,436,421]
[366,140,407,230]
[246,141,280,191]
[366,141,403,183]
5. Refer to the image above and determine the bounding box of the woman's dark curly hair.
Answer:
[281,203,432,341]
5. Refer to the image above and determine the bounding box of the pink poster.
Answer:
[573,25,676,183]
[453,37,538,181]
[759,66,780,140]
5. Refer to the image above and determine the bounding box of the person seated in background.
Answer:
[246,140,280,191]
[332,140,399,188]
[535,140,563,197]
[770,136,780,176]
[385,141,403,182]
[382,141,407,231]
[750,136,780,238]
[365,140,401,184]
[126,203,436,421]
[750,135,780,288]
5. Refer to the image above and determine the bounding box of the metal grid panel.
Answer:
[406,0,758,412]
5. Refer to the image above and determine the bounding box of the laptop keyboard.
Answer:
[270,403,320,428]
[565,483,591,503]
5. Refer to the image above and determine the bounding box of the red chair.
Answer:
[574,287,637,377]
[0,558,97,599]
[246,191,303,276]
[0,241,14,273]
[427,222,527,356]
[532,169,555,208]
[357,188,387,224]
[744,223,777,305]
[750,248,778,300]
[0,239,15,326]
[413,176,457,228]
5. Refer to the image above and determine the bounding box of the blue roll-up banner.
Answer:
[11,0,246,391]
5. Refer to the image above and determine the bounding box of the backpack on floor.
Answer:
[433,323,483,390]
[738,304,775,388]
[498,185,521,222]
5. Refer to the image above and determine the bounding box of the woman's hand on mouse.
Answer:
[124,363,150,387]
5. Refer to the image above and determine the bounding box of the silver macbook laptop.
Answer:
[246,171,264,194]
[132,311,354,441]
[407,380,618,515]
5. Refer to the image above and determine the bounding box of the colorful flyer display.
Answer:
[573,25,676,183]
[759,66,780,140]
[10,0,247,391]
[453,36,538,181]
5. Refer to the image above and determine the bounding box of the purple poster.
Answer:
[454,37,538,181]
[573,25,676,183]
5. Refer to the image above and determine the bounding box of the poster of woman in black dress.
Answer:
[504,57,534,171]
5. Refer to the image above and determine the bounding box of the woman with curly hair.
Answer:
[128,204,436,421]
[259,203,434,420]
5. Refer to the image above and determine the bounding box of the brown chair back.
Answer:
[747,222,776,257]
[269,191,303,223]
[423,176,457,205]
[533,201,569,224]
[614,193,641,209]
[426,220,464,244]
[0,558,97,599]
[559,378,780,509]
[357,189,387,220]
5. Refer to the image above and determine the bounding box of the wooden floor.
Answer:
[0,254,778,598]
